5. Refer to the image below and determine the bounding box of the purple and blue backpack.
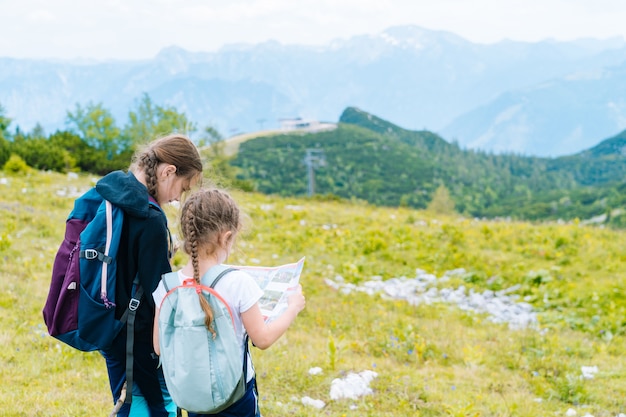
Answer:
[43,187,134,351]
[43,187,162,407]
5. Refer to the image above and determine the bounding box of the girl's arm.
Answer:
[241,284,305,350]
[153,308,160,356]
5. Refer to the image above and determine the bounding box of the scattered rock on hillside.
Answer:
[325,268,538,330]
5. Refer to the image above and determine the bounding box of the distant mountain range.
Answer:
[2,25,626,157]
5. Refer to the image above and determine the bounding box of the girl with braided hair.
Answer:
[96,134,203,417]
[151,188,306,417]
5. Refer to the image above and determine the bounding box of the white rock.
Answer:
[324,268,538,330]
[301,396,325,409]
[330,370,378,400]
[581,366,598,379]
[308,367,323,375]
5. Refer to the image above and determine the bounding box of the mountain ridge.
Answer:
[2,24,626,156]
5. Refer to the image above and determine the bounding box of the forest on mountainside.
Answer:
[3,98,626,227]
[232,107,626,226]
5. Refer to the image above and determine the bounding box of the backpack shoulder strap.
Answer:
[202,265,237,289]
[211,267,237,289]
[202,265,248,382]
[161,271,179,293]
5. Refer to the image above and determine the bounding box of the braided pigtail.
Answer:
[180,188,242,339]
[183,199,216,338]
[140,150,159,199]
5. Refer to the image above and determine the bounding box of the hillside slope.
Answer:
[3,170,626,415]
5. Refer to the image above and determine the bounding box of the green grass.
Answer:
[2,170,626,416]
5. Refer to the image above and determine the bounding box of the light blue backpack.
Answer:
[158,265,248,414]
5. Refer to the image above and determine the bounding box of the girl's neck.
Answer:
[131,169,147,187]
[181,252,226,278]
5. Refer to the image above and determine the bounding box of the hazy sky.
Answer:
[2,0,625,60]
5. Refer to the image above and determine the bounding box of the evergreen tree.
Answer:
[427,185,456,215]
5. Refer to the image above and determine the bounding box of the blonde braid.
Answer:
[181,188,242,339]
[184,198,216,337]
[140,150,159,199]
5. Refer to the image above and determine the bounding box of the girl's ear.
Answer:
[160,164,177,178]
[221,230,233,245]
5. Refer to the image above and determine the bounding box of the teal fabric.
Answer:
[129,395,176,417]
[128,371,176,416]
[158,266,246,413]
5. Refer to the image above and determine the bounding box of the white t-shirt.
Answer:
[153,267,264,381]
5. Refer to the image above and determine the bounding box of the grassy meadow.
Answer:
[2,170,626,416]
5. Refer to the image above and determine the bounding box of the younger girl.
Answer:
[152,188,306,417]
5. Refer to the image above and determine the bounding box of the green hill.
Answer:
[577,129,626,158]
[232,121,438,208]
[338,107,454,153]
[231,107,626,225]
[549,129,626,187]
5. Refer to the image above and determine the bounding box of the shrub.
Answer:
[3,154,30,174]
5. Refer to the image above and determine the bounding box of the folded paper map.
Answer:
[226,257,305,322]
